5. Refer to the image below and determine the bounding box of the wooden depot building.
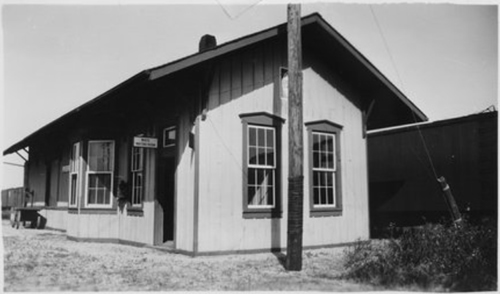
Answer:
[3,13,427,255]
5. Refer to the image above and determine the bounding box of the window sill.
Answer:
[68,208,117,215]
[243,209,282,219]
[310,208,342,217]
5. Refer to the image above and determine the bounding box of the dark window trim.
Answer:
[240,112,285,219]
[306,120,343,217]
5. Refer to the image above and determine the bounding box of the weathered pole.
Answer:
[286,3,304,271]
[437,176,462,222]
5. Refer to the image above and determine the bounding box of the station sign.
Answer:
[133,137,158,148]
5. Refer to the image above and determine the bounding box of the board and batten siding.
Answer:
[196,39,369,253]
[174,109,196,252]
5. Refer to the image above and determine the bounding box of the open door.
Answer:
[154,125,177,245]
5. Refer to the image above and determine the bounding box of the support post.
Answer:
[286,3,304,271]
[437,176,462,222]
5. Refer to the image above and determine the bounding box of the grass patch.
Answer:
[343,219,497,291]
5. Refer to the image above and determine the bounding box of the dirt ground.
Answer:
[2,221,381,291]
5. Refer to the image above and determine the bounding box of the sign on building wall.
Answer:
[133,137,158,148]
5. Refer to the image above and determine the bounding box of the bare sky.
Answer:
[1,1,498,188]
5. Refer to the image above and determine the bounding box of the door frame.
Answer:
[153,123,178,245]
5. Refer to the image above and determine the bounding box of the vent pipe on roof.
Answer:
[199,34,217,52]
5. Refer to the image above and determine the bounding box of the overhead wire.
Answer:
[215,0,263,20]
[369,5,440,181]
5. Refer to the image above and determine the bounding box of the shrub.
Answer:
[343,219,497,291]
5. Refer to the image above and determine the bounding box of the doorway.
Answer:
[156,125,177,244]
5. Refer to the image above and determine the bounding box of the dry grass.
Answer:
[3,221,381,291]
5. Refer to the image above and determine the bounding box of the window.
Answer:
[69,142,81,207]
[312,132,336,206]
[240,112,284,218]
[86,141,114,208]
[130,146,144,206]
[163,127,176,148]
[248,126,276,208]
[306,121,342,217]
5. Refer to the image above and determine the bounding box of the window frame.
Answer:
[306,120,343,217]
[163,126,176,148]
[240,112,284,219]
[84,140,115,209]
[69,142,81,208]
[247,125,276,209]
[130,145,144,208]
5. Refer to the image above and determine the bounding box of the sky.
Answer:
[1,0,498,189]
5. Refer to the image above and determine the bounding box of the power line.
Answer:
[369,5,406,92]
[370,5,439,180]
[215,0,263,20]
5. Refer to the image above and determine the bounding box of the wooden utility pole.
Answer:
[286,3,304,271]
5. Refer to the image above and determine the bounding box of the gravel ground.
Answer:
[3,221,380,291]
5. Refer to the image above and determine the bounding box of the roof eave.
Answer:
[3,71,150,156]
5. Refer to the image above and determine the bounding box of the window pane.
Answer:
[320,134,327,152]
[88,190,96,205]
[313,151,320,169]
[249,127,257,147]
[313,188,320,205]
[97,188,104,204]
[321,153,329,169]
[256,168,264,184]
[327,152,334,169]
[267,187,274,205]
[258,128,265,148]
[321,186,327,205]
[326,171,333,186]
[70,174,78,205]
[313,134,320,151]
[88,174,111,205]
[248,187,256,205]
[104,189,111,204]
[257,147,267,166]
[266,149,274,167]
[163,128,176,147]
[313,171,319,186]
[267,170,274,185]
[327,135,334,152]
[327,187,334,205]
[248,168,256,185]
[132,147,143,171]
[266,129,274,148]
[89,142,113,171]
[249,147,257,165]
[168,129,176,140]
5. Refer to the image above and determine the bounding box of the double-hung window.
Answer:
[240,112,284,218]
[130,146,144,206]
[86,141,115,208]
[69,142,81,208]
[247,125,276,208]
[312,132,336,206]
[306,121,342,217]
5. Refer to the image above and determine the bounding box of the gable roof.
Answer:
[4,12,427,156]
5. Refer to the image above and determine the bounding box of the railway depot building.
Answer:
[3,13,426,255]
